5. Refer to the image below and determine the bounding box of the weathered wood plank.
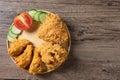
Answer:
[1,0,120,80]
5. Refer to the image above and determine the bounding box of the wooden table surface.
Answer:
[1,0,120,80]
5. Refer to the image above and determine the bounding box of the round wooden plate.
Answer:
[7,10,71,74]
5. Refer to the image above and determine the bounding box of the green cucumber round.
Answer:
[9,24,14,31]
[28,9,47,22]
[7,34,14,42]
[28,9,37,18]
[8,29,18,38]
[11,25,21,35]
[39,12,47,23]
[34,11,42,21]
[7,24,21,42]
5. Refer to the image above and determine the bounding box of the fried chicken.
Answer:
[7,13,69,75]
[29,48,47,75]
[14,45,33,69]
[37,13,68,44]
[8,39,31,57]
[39,42,67,70]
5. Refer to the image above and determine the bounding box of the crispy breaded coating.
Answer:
[8,39,31,57]
[38,13,68,44]
[39,42,67,70]
[14,45,33,69]
[29,48,47,75]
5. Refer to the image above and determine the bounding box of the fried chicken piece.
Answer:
[29,48,47,75]
[39,42,67,70]
[38,13,68,44]
[8,39,31,57]
[14,45,33,69]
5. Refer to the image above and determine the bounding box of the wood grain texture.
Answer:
[1,0,120,80]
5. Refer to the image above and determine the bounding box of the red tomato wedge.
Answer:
[14,12,33,30]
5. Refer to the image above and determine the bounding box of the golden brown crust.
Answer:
[38,13,68,44]
[29,48,47,75]
[14,45,33,69]
[8,39,31,57]
[39,42,67,70]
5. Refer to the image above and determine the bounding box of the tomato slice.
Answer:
[14,12,33,30]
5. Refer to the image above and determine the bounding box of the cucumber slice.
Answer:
[28,9,37,18]
[39,12,47,23]
[9,23,14,31]
[7,34,14,42]
[7,24,21,42]
[34,11,42,21]
[11,25,21,35]
[8,30,18,38]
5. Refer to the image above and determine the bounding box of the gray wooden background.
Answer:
[1,0,120,80]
